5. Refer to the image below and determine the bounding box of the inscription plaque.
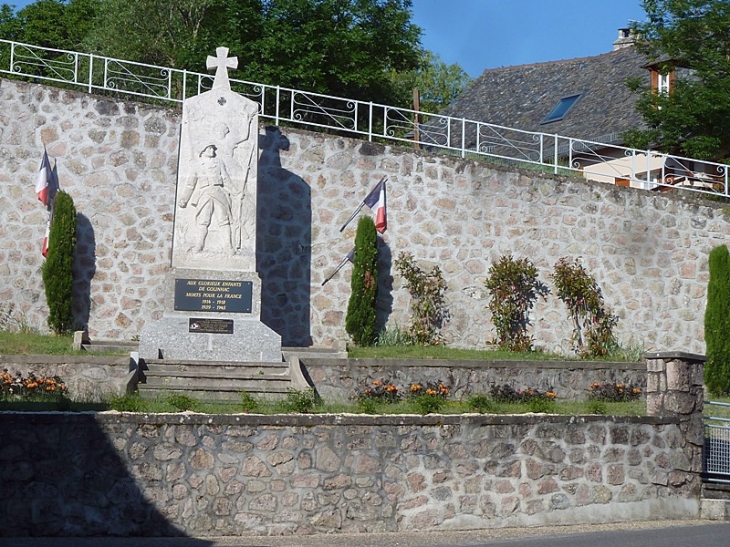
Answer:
[189,318,234,334]
[174,278,253,313]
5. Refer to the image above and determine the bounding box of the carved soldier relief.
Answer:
[172,47,259,272]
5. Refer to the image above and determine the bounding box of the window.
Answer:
[541,93,581,124]
[657,73,670,94]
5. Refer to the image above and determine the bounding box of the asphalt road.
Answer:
[3,520,730,547]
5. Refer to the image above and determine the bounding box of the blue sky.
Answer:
[8,0,648,78]
[410,0,647,77]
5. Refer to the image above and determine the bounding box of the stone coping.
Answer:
[0,411,678,426]
[644,352,707,363]
[1,354,130,365]
[302,358,647,370]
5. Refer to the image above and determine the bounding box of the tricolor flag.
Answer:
[321,248,354,286]
[36,149,53,206]
[339,176,388,233]
[363,177,387,233]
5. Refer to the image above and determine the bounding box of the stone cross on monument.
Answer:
[139,46,281,363]
[207,47,238,90]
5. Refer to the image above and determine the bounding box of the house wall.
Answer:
[1,77,726,354]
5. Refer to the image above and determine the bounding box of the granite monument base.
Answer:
[138,315,282,362]
[139,268,282,362]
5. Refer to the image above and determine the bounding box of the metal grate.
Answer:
[704,401,730,484]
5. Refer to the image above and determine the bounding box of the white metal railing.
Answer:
[2,38,728,199]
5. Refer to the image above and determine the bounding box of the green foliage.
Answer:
[626,0,730,158]
[240,391,260,413]
[586,401,608,415]
[42,191,77,334]
[165,393,198,411]
[408,393,446,414]
[484,255,548,352]
[375,325,413,346]
[345,216,379,346]
[1,0,98,50]
[109,392,145,412]
[489,384,557,404]
[407,380,450,414]
[551,257,619,358]
[277,388,319,414]
[526,396,556,414]
[390,50,473,113]
[588,381,643,403]
[394,251,449,345]
[78,0,422,106]
[705,244,730,395]
[465,393,493,413]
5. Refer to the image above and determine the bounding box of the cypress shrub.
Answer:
[705,244,730,395]
[345,216,378,346]
[42,191,77,334]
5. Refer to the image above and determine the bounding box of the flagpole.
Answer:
[321,252,353,286]
[339,202,365,232]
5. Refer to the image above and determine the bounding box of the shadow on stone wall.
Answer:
[257,127,312,346]
[73,213,96,330]
[0,414,213,540]
[376,235,393,333]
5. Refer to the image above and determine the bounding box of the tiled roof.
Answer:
[437,46,649,148]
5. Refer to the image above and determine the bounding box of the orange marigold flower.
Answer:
[386,384,397,392]
[372,380,383,387]
[546,391,557,398]
[410,384,422,392]
[426,388,437,396]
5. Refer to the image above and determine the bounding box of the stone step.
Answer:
[81,340,139,353]
[137,358,298,403]
[137,387,290,403]
[282,346,347,360]
[143,375,292,391]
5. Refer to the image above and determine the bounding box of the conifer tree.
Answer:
[42,191,77,334]
[705,244,730,395]
[345,216,378,346]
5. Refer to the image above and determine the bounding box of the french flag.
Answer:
[363,178,387,233]
[36,149,52,206]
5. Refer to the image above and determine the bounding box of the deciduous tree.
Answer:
[626,0,730,159]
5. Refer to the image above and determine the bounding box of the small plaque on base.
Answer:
[188,318,234,334]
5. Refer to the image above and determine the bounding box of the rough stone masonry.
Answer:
[1,76,727,353]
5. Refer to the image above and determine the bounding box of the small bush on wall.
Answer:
[42,191,77,334]
[394,252,449,345]
[551,257,618,358]
[345,216,379,346]
[484,255,547,352]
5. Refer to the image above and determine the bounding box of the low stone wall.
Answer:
[0,412,698,538]
[301,358,647,403]
[1,355,136,401]
[0,352,704,538]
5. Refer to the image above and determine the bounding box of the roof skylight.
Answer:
[542,93,582,124]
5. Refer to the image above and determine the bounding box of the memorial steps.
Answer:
[137,358,294,402]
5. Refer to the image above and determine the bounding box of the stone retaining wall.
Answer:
[1,77,725,354]
[0,352,705,538]
[300,358,647,403]
[0,412,698,538]
[1,355,135,401]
